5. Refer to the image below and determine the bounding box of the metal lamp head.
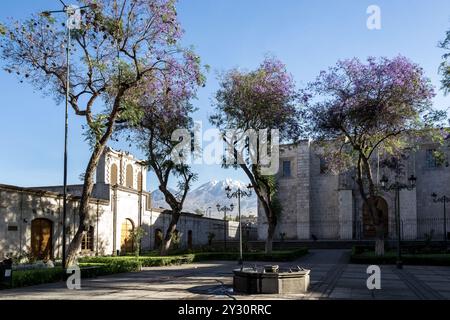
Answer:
[432,193,438,199]
[230,204,234,211]
[216,204,220,211]
[408,174,417,187]
[225,186,231,192]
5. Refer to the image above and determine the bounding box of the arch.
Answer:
[126,164,134,189]
[187,230,193,250]
[120,219,135,254]
[154,228,163,249]
[31,218,53,260]
[362,197,389,239]
[110,163,118,186]
[137,171,143,192]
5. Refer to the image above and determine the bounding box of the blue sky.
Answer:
[1,0,450,192]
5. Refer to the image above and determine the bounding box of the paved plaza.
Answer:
[1,250,449,300]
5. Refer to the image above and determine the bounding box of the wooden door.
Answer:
[120,219,134,254]
[31,219,53,260]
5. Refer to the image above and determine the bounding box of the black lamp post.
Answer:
[431,193,449,248]
[216,204,234,251]
[224,184,253,268]
[380,174,417,269]
[41,1,95,270]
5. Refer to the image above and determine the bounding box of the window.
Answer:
[426,149,440,168]
[81,226,94,251]
[282,160,291,177]
[110,164,118,185]
[137,171,143,192]
[126,164,134,188]
[320,157,328,174]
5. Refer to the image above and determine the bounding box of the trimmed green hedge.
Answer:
[351,251,450,266]
[80,248,309,266]
[5,248,309,290]
[11,267,64,288]
[6,259,142,289]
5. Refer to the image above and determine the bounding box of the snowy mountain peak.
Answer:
[151,179,257,218]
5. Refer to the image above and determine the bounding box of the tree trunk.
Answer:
[265,221,275,254]
[375,225,385,256]
[65,142,108,266]
[65,92,125,266]
[160,213,180,256]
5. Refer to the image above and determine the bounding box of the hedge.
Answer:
[5,259,142,290]
[79,248,309,266]
[350,250,450,266]
[4,248,309,290]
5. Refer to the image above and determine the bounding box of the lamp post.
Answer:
[41,1,94,269]
[224,184,253,268]
[380,174,417,269]
[216,204,234,251]
[431,193,449,248]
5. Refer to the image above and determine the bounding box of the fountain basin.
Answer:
[233,266,310,294]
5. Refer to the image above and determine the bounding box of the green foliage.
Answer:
[11,267,63,288]
[130,227,146,257]
[351,250,450,266]
[0,23,6,36]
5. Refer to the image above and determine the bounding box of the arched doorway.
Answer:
[120,219,134,254]
[187,230,193,250]
[31,218,53,260]
[363,197,389,239]
[154,229,163,249]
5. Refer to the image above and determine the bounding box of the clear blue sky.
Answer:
[1,0,450,192]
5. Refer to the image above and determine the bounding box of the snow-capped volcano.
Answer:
[151,179,257,219]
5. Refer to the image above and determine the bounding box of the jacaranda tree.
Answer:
[0,0,201,265]
[210,57,302,253]
[303,56,437,255]
[132,50,205,255]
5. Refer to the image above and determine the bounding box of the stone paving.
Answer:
[1,250,449,300]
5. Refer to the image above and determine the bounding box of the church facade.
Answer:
[0,148,231,261]
[257,139,450,241]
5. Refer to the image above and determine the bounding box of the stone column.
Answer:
[296,140,311,239]
[338,190,353,240]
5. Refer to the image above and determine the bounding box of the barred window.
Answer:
[82,226,94,251]
[426,149,439,168]
[282,160,291,177]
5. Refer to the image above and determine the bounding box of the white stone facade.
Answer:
[0,148,233,260]
[258,140,450,241]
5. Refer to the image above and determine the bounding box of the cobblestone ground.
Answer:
[1,250,449,300]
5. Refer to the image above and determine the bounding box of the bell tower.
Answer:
[96,147,147,191]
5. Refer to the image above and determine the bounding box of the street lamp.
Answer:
[224,184,253,268]
[431,193,449,248]
[41,1,94,270]
[380,174,417,269]
[205,206,212,218]
[216,204,234,251]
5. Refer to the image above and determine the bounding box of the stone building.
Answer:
[258,140,450,241]
[0,147,232,260]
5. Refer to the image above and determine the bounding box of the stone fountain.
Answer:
[233,265,310,294]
